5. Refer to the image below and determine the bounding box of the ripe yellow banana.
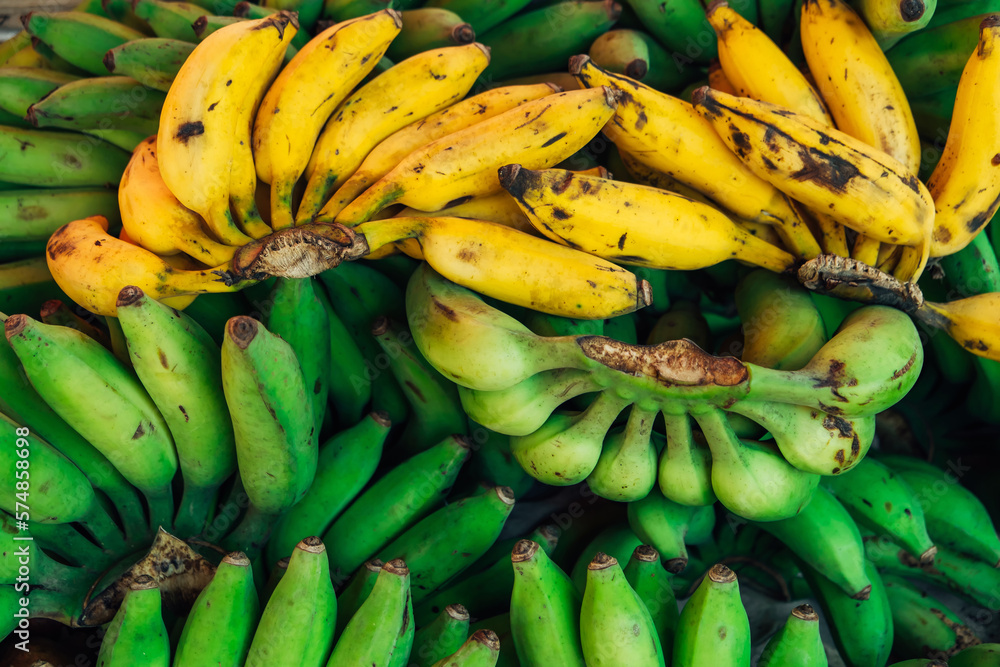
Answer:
[692,87,934,248]
[708,60,738,96]
[926,17,1000,258]
[396,191,535,234]
[296,43,491,224]
[119,136,237,266]
[252,10,402,230]
[157,13,296,246]
[322,82,558,219]
[916,293,1000,362]
[332,86,619,225]
[499,165,796,273]
[46,216,248,316]
[569,55,821,260]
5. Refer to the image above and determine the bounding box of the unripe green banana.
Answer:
[951,644,1000,667]
[0,67,79,119]
[21,11,145,75]
[570,525,645,593]
[757,604,826,667]
[672,563,750,666]
[387,8,475,62]
[622,545,678,658]
[752,486,872,599]
[116,285,237,538]
[377,486,515,603]
[265,278,331,436]
[103,38,195,92]
[887,11,982,99]
[627,488,714,574]
[510,539,586,667]
[0,126,130,188]
[192,14,247,40]
[311,279,370,427]
[246,537,337,667]
[174,552,260,667]
[96,575,169,667]
[882,573,980,658]
[323,435,471,581]
[333,558,382,638]
[266,412,391,567]
[432,629,501,667]
[221,315,316,517]
[458,421,534,498]
[587,405,659,502]
[657,413,716,506]
[412,604,470,667]
[327,558,411,667]
[132,0,204,41]
[422,0,530,33]
[27,77,165,134]
[261,556,288,608]
[823,457,936,564]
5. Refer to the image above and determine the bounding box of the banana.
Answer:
[657,413,716,506]
[221,315,316,518]
[95,576,169,667]
[951,644,1000,666]
[297,43,490,223]
[571,57,820,259]
[377,486,515,603]
[324,82,556,220]
[757,604,826,666]
[0,126,130,188]
[173,552,260,667]
[132,0,205,41]
[0,188,119,246]
[509,539,586,667]
[38,300,112,348]
[622,0,722,65]
[882,573,980,658]
[823,457,936,563]
[414,606,470,667]
[672,564,750,666]
[157,13,295,247]
[431,630,501,667]
[752,486,872,598]
[264,0,323,31]
[331,86,619,226]
[627,489,714,573]
[879,454,1000,566]
[423,0,531,33]
[499,165,797,273]
[0,67,79,120]
[246,537,337,667]
[45,216,245,317]
[569,525,646,593]
[327,558,411,667]
[322,434,471,581]
[848,0,934,48]
[116,285,237,537]
[192,14,247,40]
[103,38,195,92]
[4,314,177,526]
[887,12,985,100]
[622,546,678,658]
[586,405,658,501]
[589,29,651,79]
[266,412,390,566]
[334,558,382,633]
[119,136,238,266]
[395,191,535,234]
[387,8,474,62]
[21,11,145,75]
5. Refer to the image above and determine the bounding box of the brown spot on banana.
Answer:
[577,336,748,386]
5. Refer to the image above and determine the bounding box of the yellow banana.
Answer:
[252,10,402,230]
[322,82,558,219]
[569,55,821,260]
[332,86,619,225]
[157,13,296,246]
[801,0,924,279]
[692,87,934,247]
[926,17,1000,258]
[47,216,249,316]
[708,60,738,96]
[916,293,1000,362]
[500,165,796,273]
[296,43,491,224]
[119,136,237,266]
[396,191,535,234]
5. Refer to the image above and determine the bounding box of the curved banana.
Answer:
[586,405,659,502]
[757,604,825,666]
[657,413,716,506]
[95,576,169,667]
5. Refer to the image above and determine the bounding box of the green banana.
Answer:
[0,257,70,317]
[911,85,955,142]
[132,0,204,41]
[312,279,371,427]
[21,11,146,75]
[0,67,80,120]
[458,421,535,498]
[192,14,247,40]
[672,563,750,666]
[0,126,130,187]
[849,0,936,48]
[0,188,119,245]
[587,404,659,502]
[422,0,532,33]
[103,38,195,93]
[510,538,586,667]
[116,285,237,538]
[95,575,170,667]
[388,583,416,667]
[326,558,411,667]
[658,413,716,507]
[622,0,725,65]
[570,524,645,593]
[882,573,980,658]
[588,28,651,79]
[622,545,679,659]
[323,434,471,582]
[372,316,467,455]
[646,300,710,349]
[4,314,176,529]
[951,644,1000,667]
[233,2,310,50]
[823,457,936,563]
[627,488,716,573]
[333,558,382,636]
[759,0,798,42]
[261,556,289,608]
[266,278,330,436]
[387,8,475,62]
[377,486,515,603]
[939,226,1000,296]
[174,552,260,667]
[266,411,391,567]
[757,604,826,667]
[263,0,323,31]
[879,454,1000,566]
[887,12,985,100]
[752,486,872,599]
[39,300,112,348]
[431,629,501,667]
[246,537,337,667]
[221,315,316,518]
[412,604,470,667]
[477,1,621,81]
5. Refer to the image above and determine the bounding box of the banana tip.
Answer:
[605,0,622,21]
[226,316,259,349]
[223,552,251,567]
[446,604,470,621]
[567,54,590,75]
[383,559,409,575]
[851,584,872,601]
[452,23,475,45]
[116,285,145,308]
[624,58,648,80]
[297,536,326,554]
[472,629,501,651]
[706,0,729,17]
[664,557,688,574]
[638,279,653,309]
[371,315,390,336]
[792,604,818,621]
[497,163,522,192]
[919,545,937,565]
[511,539,539,562]
[20,12,32,30]
[496,486,515,505]
[103,49,116,73]
[708,563,737,583]
[981,15,1000,30]
[899,0,925,21]
[192,15,208,36]
[276,557,290,569]
[38,300,62,319]
[473,42,491,63]
[4,314,27,340]
[588,552,618,570]
[370,410,391,428]
[690,86,711,106]
[385,8,403,28]
[363,558,384,573]
[633,545,659,563]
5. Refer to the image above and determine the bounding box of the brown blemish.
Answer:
[577,336,749,387]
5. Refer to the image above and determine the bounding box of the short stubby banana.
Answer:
[693,87,935,247]
[157,13,296,247]
[926,16,1000,257]
[332,86,620,225]
[499,165,797,272]
[297,42,490,223]
[252,9,402,230]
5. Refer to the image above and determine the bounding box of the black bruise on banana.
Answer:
[577,336,749,387]
[797,254,924,312]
